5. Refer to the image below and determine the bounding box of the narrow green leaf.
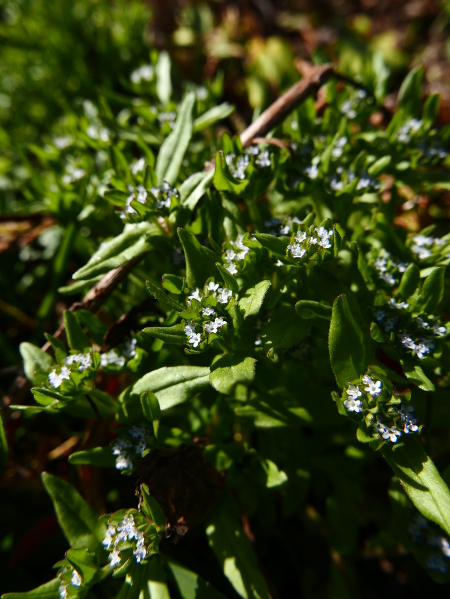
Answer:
[400,358,435,391]
[262,304,308,356]
[63,311,91,352]
[180,171,214,211]
[263,459,288,488]
[142,324,187,345]
[295,300,332,320]
[397,66,424,118]
[2,579,60,599]
[367,155,391,176]
[329,294,367,388]
[207,509,270,599]
[155,51,172,105]
[19,342,53,384]
[422,93,440,130]
[66,549,99,586]
[178,228,218,288]
[382,437,450,537]
[142,556,171,599]
[193,103,234,133]
[162,274,185,295]
[210,354,256,394]
[354,243,375,290]
[167,558,227,599]
[253,233,289,260]
[68,447,116,468]
[140,392,161,438]
[238,280,271,319]
[140,484,166,530]
[398,263,420,300]
[155,92,196,185]
[413,267,445,313]
[146,280,184,311]
[41,472,105,551]
[216,262,239,294]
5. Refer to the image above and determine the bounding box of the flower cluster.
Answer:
[58,565,82,599]
[120,181,178,219]
[372,403,420,443]
[130,64,154,84]
[410,233,447,260]
[372,249,409,287]
[225,145,272,180]
[64,352,92,371]
[112,426,147,472]
[103,513,147,568]
[223,234,250,275]
[48,366,71,389]
[343,375,383,413]
[397,118,422,144]
[101,338,137,368]
[287,226,333,260]
[62,160,85,185]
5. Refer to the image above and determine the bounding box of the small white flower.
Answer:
[112,439,132,456]
[363,377,382,397]
[103,525,116,548]
[188,333,202,348]
[115,454,134,471]
[134,438,147,456]
[59,584,68,599]
[214,317,227,328]
[217,288,233,304]
[304,164,319,179]
[131,64,154,84]
[346,384,362,400]
[109,549,121,568]
[187,288,202,304]
[184,323,196,337]
[344,397,362,413]
[288,244,306,259]
[256,150,271,168]
[226,263,238,275]
[207,282,220,293]
[382,425,402,443]
[131,157,145,174]
[202,306,215,317]
[433,324,447,337]
[71,570,81,587]
[224,250,236,262]
[48,366,71,389]
[134,545,147,563]
[100,350,126,367]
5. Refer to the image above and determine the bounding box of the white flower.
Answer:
[188,333,202,348]
[184,323,196,337]
[202,306,216,317]
[100,350,125,367]
[295,231,307,244]
[71,570,81,587]
[134,439,147,456]
[187,288,202,304]
[382,425,402,443]
[288,244,306,259]
[224,250,236,262]
[48,366,71,388]
[131,157,145,174]
[428,536,450,558]
[379,272,396,286]
[226,263,238,275]
[346,384,362,400]
[304,164,319,179]
[275,260,284,267]
[318,237,332,249]
[131,64,154,84]
[65,353,92,371]
[414,337,435,359]
[109,549,121,568]
[256,150,271,168]
[112,439,132,456]
[362,377,382,397]
[433,324,447,337]
[214,317,227,328]
[134,545,147,563]
[207,282,220,293]
[59,584,68,599]
[115,454,134,471]
[344,397,362,413]
[103,525,116,548]
[217,287,233,304]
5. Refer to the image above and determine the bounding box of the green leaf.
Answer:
[167,558,227,599]
[155,51,172,105]
[193,103,234,133]
[253,233,289,260]
[115,561,147,599]
[142,556,171,599]
[2,579,60,599]
[68,447,116,468]
[367,155,391,176]
[146,280,184,312]
[238,280,271,319]
[63,311,91,352]
[140,392,161,438]
[0,411,7,471]
[142,324,187,345]
[41,472,105,552]
[329,294,367,388]
[162,274,185,295]
[178,228,218,288]
[155,92,196,185]
[213,152,249,193]
[382,437,450,537]
[207,509,270,599]
[19,342,53,384]
[210,354,256,395]
[125,366,210,412]
[413,267,445,313]
[422,93,440,130]
[397,66,423,118]
[295,300,332,320]
[216,263,239,295]
[76,310,108,346]
[180,171,214,211]
[354,243,374,290]
[66,549,99,586]
[262,304,308,357]
[235,397,312,428]
[140,484,166,530]
[398,263,420,300]
[262,459,288,488]
[400,358,435,391]
[73,222,155,280]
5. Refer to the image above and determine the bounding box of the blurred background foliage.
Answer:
[2,0,450,596]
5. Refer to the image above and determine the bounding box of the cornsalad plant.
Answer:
[3,49,450,598]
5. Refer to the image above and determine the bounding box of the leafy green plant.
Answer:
[3,32,450,599]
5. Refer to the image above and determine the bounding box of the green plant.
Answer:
[3,45,450,599]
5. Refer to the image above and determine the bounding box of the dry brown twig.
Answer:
[3,61,377,408]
